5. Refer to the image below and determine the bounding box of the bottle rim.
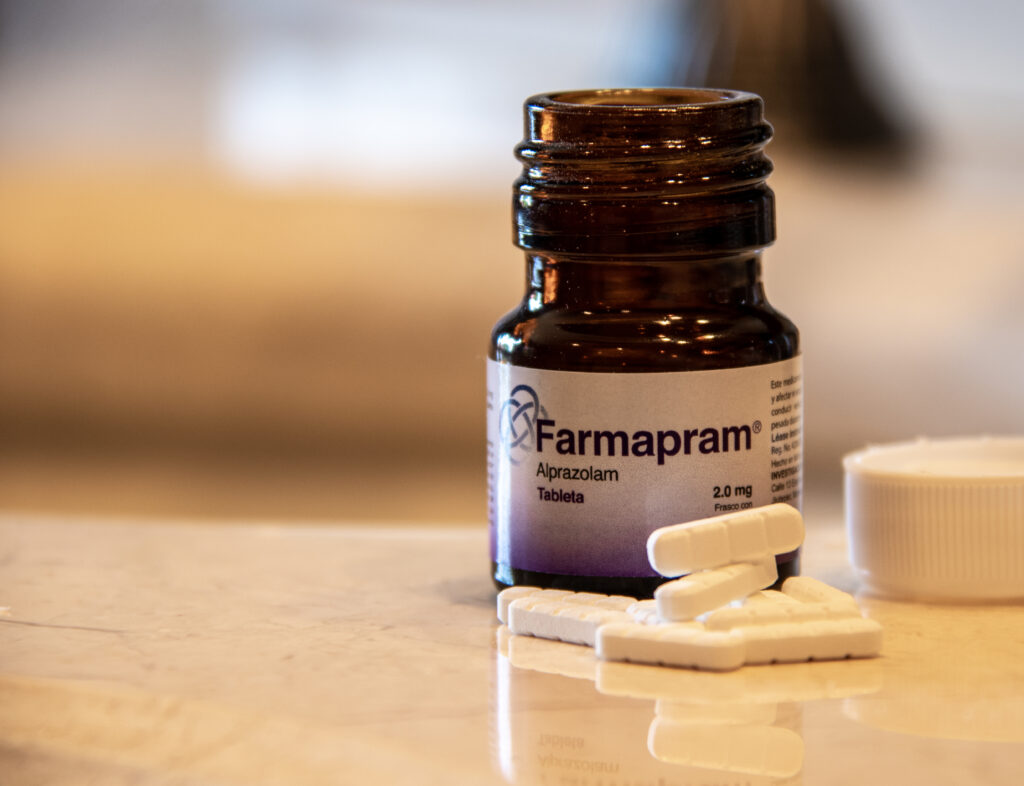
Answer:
[530,87,760,111]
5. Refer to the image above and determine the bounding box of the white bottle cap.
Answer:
[844,436,1024,601]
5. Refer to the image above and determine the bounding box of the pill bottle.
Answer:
[487,88,801,597]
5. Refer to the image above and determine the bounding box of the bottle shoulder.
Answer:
[489,302,799,371]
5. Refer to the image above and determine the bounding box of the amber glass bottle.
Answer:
[487,89,801,597]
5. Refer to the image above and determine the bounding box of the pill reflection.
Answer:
[492,627,814,785]
[597,657,882,704]
[648,716,804,778]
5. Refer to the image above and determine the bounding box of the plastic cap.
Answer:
[844,436,1024,601]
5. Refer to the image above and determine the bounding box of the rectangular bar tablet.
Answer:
[781,576,860,608]
[627,599,662,625]
[497,587,635,623]
[740,617,883,664]
[655,558,778,621]
[744,589,801,607]
[647,503,804,577]
[705,595,861,631]
[564,592,638,611]
[507,597,633,646]
[497,586,571,623]
[597,622,746,671]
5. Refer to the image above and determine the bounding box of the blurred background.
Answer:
[1,0,1022,525]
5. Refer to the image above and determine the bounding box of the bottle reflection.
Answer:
[492,627,886,785]
[492,628,649,783]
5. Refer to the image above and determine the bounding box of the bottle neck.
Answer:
[515,89,775,258]
[524,252,767,311]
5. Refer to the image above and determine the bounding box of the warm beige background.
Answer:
[1,1,1022,524]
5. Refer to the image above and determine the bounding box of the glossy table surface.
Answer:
[2,514,1023,785]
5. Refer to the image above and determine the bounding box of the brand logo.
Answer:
[498,384,548,465]
[498,382,758,466]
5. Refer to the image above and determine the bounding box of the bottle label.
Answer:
[487,358,802,579]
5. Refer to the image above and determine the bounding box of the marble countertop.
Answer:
[2,514,1022,785]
